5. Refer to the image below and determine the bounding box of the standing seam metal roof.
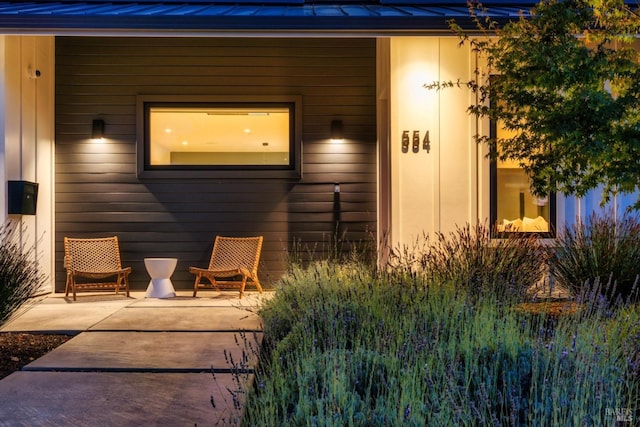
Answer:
[0,1,536,33]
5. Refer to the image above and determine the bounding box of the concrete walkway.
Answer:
[0,290,272,426]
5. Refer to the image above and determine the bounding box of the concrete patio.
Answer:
[0,290,273,426]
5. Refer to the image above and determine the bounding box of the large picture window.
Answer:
[490,119,556,238]
[137,95,302,179]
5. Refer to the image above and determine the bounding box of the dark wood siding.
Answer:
[55,37,377,291]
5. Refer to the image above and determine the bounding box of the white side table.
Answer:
[144,258,178,298]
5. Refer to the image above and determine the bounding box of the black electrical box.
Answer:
[8,180,38,215]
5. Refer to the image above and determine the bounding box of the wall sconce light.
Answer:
[92,119,105,141]
[330,119,344,142]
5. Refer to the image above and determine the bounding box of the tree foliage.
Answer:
[428,0,640,208]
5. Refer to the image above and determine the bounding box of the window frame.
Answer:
[489,105,556,239]
[136,95,302,179]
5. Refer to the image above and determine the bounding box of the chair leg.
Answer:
[65,275,71,297]
[66,276,77,301]
[239,277,248,299]
[254,278,263,294]
[193,275,200,297]
[118,274,129,298]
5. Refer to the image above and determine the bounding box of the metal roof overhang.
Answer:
[0,1,533,36]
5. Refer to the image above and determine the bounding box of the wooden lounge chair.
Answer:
[189,236,264,299]
[64,236,131,301]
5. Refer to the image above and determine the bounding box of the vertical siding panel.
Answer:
[55,37,377,291]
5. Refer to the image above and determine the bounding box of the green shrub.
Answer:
[390,222,547,302]
[286,231,377,273]
[259,260,386,348]
[550,211,640,303]
[0,222,47,326]
[244,259,638,426]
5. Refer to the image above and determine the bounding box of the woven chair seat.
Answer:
[64,236,131,301]
[189,236,263,299]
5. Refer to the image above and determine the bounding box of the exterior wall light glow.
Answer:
[92,119,105,141]
[330,119,344,142]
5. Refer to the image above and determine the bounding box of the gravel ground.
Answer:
[0,333,71,380]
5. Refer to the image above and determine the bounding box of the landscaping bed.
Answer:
[515,300,581,318]
[241,259,640,425]
[0,333,71,380]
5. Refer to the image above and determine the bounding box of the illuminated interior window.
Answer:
[148,105,291,167]
[490,121,556,237]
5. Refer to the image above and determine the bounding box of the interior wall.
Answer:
[389,37,477,249]
[1,36,55,294]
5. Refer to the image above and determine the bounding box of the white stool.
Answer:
[144,258,178,298]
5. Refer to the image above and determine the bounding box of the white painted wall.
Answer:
[563,190,637,231]
[386,36,639,252]
[389,37,479,248]
[561,38,640,228]
[1,36,55,294]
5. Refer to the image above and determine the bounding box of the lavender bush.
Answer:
[550,211,640,303]
[386,222,547,302]
[241,258,638,425]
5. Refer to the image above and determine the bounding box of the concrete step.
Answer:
[25,331,262,372]
[0,371,248,426]
[90,306,263,332]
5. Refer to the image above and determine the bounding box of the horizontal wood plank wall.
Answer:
[55,37,377,291]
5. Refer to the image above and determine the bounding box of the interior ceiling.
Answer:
[150,108,290,153]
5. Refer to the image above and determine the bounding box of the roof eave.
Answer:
[0,15,511,36]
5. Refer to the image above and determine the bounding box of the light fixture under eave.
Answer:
[92,119,105,141]
[330,119,344,142]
